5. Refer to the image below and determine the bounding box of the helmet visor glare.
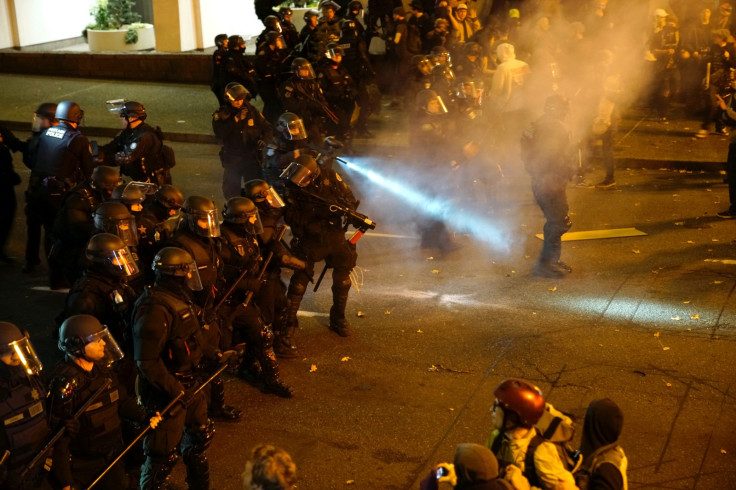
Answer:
[83,327,124,368]
[428,95,448,114]
[108,247,140,277]
[127,181,157,200]
[280,161,318,187]
[265,187,285,208]
[185,261,204,291]
[4,336,43,375]
[246,210,264,235]
[105,98,128,114]
[189,209,221,237]
[296,64,316,80]
[285,119,307,140]
[113,217,139,247]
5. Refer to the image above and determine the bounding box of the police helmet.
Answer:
[279,6,292,18]
[325,43,344,60]
[85,233,140,277]
[415,89,448,114]
[265,32,286,49]
[32,102,58,132]
[215,33,228,48]
[56,101,84,125]
[348,0,363,12]
[464,41,482,57]
[111,181,156,210]
[223,197,264,235]
[152,247,203,290]
[90,165,122,196]
[182,195,220,237]
[320,0,340,13]
[58,314,124,366]
[493,379,546,428]
[93,201,139,246]
[280,155,320,187]
[228,35,245,51]
[264,15,283,33]
[430,46,451,66]
[0,322,42,375]
[225,82,251,104]
[120,101,147,122]
[242,179,285,209]
[154,184,185,211]
[432,64,455,82]
[304,9,320,22]
[291,57,316,80]
[276,112,307,141]
[341,19,358,37]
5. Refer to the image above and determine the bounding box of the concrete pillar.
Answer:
[152,0,200,52]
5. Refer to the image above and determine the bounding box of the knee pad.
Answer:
[287,277,308,297]
[332,268,353,291]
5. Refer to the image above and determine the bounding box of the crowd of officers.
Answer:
[0,84,370,486]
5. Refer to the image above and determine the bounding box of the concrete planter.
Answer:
[87,24,155,52]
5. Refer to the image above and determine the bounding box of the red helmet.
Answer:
[494,379,545,428]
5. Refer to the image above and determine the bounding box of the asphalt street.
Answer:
[1,74,735,489]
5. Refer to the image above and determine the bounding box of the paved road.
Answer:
[1,75,735,489]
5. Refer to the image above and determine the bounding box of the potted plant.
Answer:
[84,0,155,52]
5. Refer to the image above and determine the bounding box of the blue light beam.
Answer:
[341,159,513,254]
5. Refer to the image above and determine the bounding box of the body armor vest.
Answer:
[32,123,83,180]
[0,375,48,466]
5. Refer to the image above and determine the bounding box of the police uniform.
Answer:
[255,44,289,123]
[219,221,292,396]
[135,202,178,272]
[0,364,49,489]
[47,362,142,489]
[223,48,258,97]
[283,167,358,335]
[317,57,356,142]
[100,123,167,184]
[212,102,273,199]
[132,281,213,490]
[50,180,109,287]
[278,76,331,144]
[26,121,94,286]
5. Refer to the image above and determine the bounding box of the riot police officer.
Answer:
[315,1,342,59]
[136,184,184,270]
[243,179,306,358]
[219,197,293,396]
[255,32,290,123]
[281,155,359,337]
[279,58,333,144]
[211,33,229,105]
[0,322,49,489]
[255,15,283,49]
[167,197,243,421]
[25,101,93,282]
[58,233,141,347]
[99,101,172,185]
[131,247,215,489]
[262,112,316,195]
[317,44,357,144]
[22,102,57,273]
[50,165,121,288]
[48,314,155,489]
[224,35,258,98]
[212,83,273,199]
[278,7,300,49]
[340,17,377,138]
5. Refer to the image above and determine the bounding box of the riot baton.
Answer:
[86,390,184,490]
[22,378,112,479]
[87,362,232,489]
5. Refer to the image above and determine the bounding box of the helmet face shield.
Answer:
[264,187,285,208]
[81,327,124,368]
[186,209,221,237]
[108,216,139,247]
[284,118,307,140]
[107,246,140,276]
[105,98,129,114]
[280,160,320,187]
[428,95,448,114]
[1,335,43,375]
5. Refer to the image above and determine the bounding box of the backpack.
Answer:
[574,443,628,490]
[523,403,580,488]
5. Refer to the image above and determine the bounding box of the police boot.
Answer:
[261,370,294,399]
[532,260,567,278]
[279,294,303,353]
[273,325,299,359]
[258,325,294,398]
[140,452,178,490]
[207,376,243,422]
[329,288,351,337]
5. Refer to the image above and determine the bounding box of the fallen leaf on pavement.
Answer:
[384,310,391,315]
[548,286,557,292]
[654,332,660,338]
[666,382,672,387]
[309,364,317,372]
[357,311,365,317]
[714,281,724,285]
[341,357,351,362]
[632,249,641,254]
[691,314,699,320]
[431,269,440,274]
[663,347,670,351]
[417,329,423,333]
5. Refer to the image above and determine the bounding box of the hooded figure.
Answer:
[576,398,628,490]
[490,43,530,113]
